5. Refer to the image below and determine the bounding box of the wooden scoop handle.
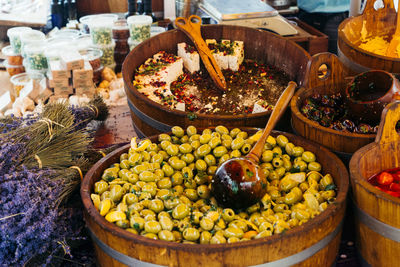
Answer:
[246,81,297,163]
[376,100,400,145]
[175,15,227,91]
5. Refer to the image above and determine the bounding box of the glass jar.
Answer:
[127,15,152,42]
[7,26,32,54]
[93,41,116,66]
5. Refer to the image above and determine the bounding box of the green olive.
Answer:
[168,156,186,170]
[144,220,162,234]
[219,154,230,164]
[200,217,214,231]
[197,184,210,199]
[202,128,212,135]
[241,143,252,154]
[272,157,283,168]
[279,176,299,192]
[125,193,138,205]
[320,174,334,190]
[213,146,228,158]
[172,126,184,137]
[158,133,172,142]
[186,125,197,136]
[130,216,145,230]
[120,159,130,169]
[215,125,229,135]
[262,150,273,162]
[149,199,164,213]
[285,143,295,156]
[171,172,184,186]
[120,153,129,161]
[158,230,175,241]
[195,159,207,172]
[189,134,200,143]
[110,185,125,202]
[160,140,172,151]
[200,133,212,144]
[179,143,192,154]
[292,146,304,157]
[166,144,179,156]
[180,135,189,144]
[276,135,289,147]
[308,162,322,172]
[284,187,302,205]
[230,149,241,158]
[231,137,245,150]
[94,180,109,195]
[200,231,212,244]
[209,137,222,149]
[222,208,235,222]
[183,227,200,241]
[172,203,190,219]
[230,128,241,138]
[139,171,157,182]
[196,144,212,157]
[184,188,198,201]
[222,139,232,149]
[236,131,248,140]
[181,153,195,164]
[302,151,316,163]
[224,227,244,238]
[204,154,216,166]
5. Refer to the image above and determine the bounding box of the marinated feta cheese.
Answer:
[177,43,200,74]
[135,51,183,86]
[206,39,244,71]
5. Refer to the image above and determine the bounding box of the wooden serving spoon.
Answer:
[175,15,227,91]
[386,0,400,57]
[211,81,297,209]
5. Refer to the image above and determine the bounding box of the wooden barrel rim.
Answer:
[291,86,376,140]
[338,18,400,62]
[81,129,348,255]
[122,24,309,121]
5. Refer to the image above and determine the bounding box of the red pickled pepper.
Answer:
[368,168,400,197]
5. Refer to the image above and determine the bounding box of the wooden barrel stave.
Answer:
[82,129,349,267]
[349,101,400,266]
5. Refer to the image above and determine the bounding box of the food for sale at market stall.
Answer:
[300,93,380,134]
[368,168,400,198]
[92,125,337,244]
[133,40,290,115]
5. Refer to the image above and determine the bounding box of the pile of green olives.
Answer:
[91,125,337,244]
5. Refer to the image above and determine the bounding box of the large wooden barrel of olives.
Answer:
[337,0,400,74]
[81,129,349,267]
[291,53,375,155]
[349,101,400,266]
[122,25,310,137]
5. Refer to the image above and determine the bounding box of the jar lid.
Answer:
[7,26,32,38]
[20,30,46,43]
[1,45,20,57]
[79,47,103,61]
[24,41,47,54]
[9,72,34,85]
[80,13,119,24]
[53,29,81,39]
[127,15,153,25]
[88,16,118,28]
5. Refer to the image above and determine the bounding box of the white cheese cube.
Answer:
[177,42,200,73]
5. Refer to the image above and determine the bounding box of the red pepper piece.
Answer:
[393,171,400,182]
[377,172,394,185]
[390,182,400,192]
[386,190,400,198]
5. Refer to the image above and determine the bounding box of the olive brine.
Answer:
[91,126,337,244]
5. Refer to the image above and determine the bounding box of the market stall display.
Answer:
[349,101,400,267]
[123,24,310,137]
[291,53,376,154]
[82,127,348,266]
[338,0,400,74]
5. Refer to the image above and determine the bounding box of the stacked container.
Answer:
[112,20,130,73]
[127,15,152,51]
[88,15,118,70]
[79,48,104,84]
[5,27,31,77]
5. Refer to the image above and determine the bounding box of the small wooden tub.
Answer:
[350,101,400,266]
[338,0,400,74]
[291,52,375,155]
[81,128,349,267]
[122,25,310,137]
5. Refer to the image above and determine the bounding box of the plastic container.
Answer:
[2,46,23,65]
[7,26,32,54]
[150,26,166,37]
[112,19,130,39]
[80,14,118,34]
[20,30,46,57]
[128,38,140,51]
[4,60,25,77]
[94,41,116,66]
[9,72,44,101]
[88,15,118,45]
[93,65,104,84]
[75,34,92,51]
[45,40,73,63]
[127,15,152,42]
[79,47,103,70]
[53,29,80,39]
[24,41,48,71]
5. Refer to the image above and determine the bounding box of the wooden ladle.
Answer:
[386,0,400,57]
[175,15,227,91]
[211,81,297,209]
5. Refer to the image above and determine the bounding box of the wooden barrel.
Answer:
[122,25,310,137]
[291,52,375,155]
[337,0,400,75]
[81,128,349,267]
[349,101,400,266]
